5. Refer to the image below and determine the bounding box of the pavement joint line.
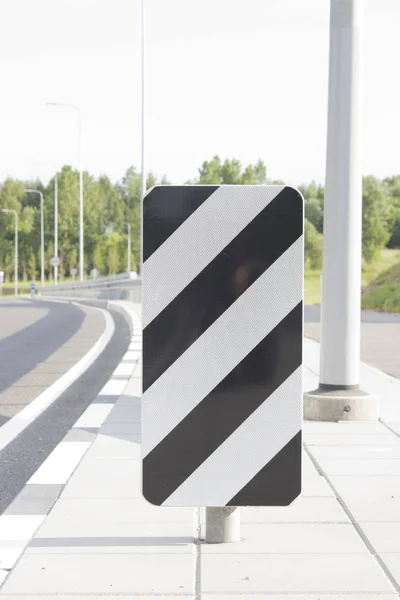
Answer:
[0,305,114,455]
[192,506,201,600]
[380,420,400,440]
[304,444,400,595]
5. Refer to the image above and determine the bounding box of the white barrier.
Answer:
[39,272,141,303]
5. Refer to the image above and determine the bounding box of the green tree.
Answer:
[304,219,323,269]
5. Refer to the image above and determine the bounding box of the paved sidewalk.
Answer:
[1,310,400,597]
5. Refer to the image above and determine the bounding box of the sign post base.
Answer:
[205,507,240,543]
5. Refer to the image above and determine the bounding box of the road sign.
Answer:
[0,271,4,284]
[51,256,61,267]
[70,268,77,277]
[142,185,304,507]
[30,282,36,291]
[90,268,98,279]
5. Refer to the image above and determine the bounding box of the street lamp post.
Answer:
[54,172,58,284]
[1,209,18,296]
[140,0,145,203]
[26,189,44,288]
[303,0,377,421]
[127,223,131,272]
[46,102,84,281]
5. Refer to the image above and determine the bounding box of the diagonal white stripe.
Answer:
[143,185,284,327]
[163,367,302,506]
[142,236,303,457]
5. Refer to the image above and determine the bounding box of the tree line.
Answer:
[0,166,166,283]
[1,156,399,283]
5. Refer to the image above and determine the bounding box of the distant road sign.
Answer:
[51,257,61,267]
[90,269,99,279]
[30,282,36,291]
[142,185,304,508]
[70,268,77,277]
[0,271,4,284]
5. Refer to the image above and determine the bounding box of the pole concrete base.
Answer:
[304,388,378,422]
[205,507,240,543]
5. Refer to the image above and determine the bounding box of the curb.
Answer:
[0,301,141,589]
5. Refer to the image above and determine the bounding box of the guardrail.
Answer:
[39,272,142,303]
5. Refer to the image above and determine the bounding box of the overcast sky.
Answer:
[0,0,399,186]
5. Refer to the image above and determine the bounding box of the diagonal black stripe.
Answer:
[143,186,303,392]
[142,302,302,506]
[227,431,302,506]
[143,185,219,262]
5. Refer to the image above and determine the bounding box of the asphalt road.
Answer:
[305,305,400,378]
[0,299,105,426]
[0,301,130,515]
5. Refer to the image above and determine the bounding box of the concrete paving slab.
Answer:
[0,598,192,600]
[310,445,400,460]
[115,393,141,406]
[201,523,367,554]
[85,436,141,460]
[331,475,400,497]
[100,422,141,435]
[387,423,400,435]
[343,496,400,522]
[35,498,195,538]
[330,475,400,521]
[360,522,400,552]
[379,554,400,587]
[318,459,400,475]
[204,597,397,600]
[73,404,114,428]
[63,429,97,443]
[200,553,395,593]
[27,524,194,554]
[0,553,194,594]
[4,485,62,516]
[62,459,141,499]
[238,498,349,523]
[301,476,333,497]
[123,376,142,396]
[107,404,141,423]
[303,421,389,434]
[306,434,400,446]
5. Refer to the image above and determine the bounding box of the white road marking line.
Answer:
[98,379,127,396]
[0,308,114,454]
[113,363,136,378]
[73,404,114,428]
[28,442,90,485]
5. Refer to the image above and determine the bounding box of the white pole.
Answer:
[45,102,84,280]
[54,173,58,285]
[205,507,240,543]
[25,190,45,289]
[40,191,44,288]
[304,0,377,421]
[78,113,84,281]
[14,212,18,296]
[321,0,362,387]
[127,223,131,272]
[140,0,145,202]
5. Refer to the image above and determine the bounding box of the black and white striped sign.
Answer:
[142,185,303,507]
